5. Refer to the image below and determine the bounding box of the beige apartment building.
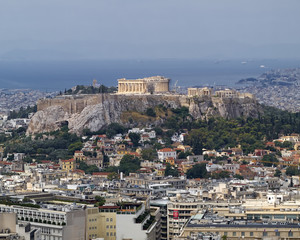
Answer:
[177,199,300,240]
[180,223,300,240]
[86,207,117,240]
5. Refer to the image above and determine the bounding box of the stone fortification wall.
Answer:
[37,94,189,115]
[29,93,260,135]
[37,94,106,114]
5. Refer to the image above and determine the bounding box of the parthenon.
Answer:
[117,76,170,94]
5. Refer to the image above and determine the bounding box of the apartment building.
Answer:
[0,203,86,240]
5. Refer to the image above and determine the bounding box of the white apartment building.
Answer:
[0,204,86,240]
[157,148,177,162]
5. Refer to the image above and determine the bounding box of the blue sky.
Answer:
[0,0,299,60]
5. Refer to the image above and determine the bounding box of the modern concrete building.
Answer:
[150,199,169,240]
[0,212,41,240]
[0,204,86,240]
[86,206,117,240]
[180,218,300,240]
[115,203,159,240]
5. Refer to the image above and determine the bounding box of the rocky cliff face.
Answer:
[27,94,261,135]
[188,96,261,120]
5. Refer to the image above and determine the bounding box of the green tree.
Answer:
[186,163,207,179]
[95,196,106,206]
[261,154,278,167]
[107,172,119,181]
[141,149,156,161]
[105,123,126,138]
[119,154,140,175]
[164,163,179,177]
[233,174,244,180]
[211,170,231,179]
[153,127,163,136]
[178,151,192,159]
[68,141,83,155]
[146,108,156,117]
[78,162,100,174]
[128,133,140,147]
[286,166,300,176]
[274,169,282,177]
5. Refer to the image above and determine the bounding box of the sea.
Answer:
[0,59,300,91]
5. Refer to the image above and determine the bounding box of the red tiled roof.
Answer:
[0,161,12,165]
[158,148,175,152]
[61,159,75,163]
[72,169,85,174]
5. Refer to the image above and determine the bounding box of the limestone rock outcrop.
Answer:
[27,94,261,135]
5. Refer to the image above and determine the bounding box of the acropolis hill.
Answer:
[28,77,260,135]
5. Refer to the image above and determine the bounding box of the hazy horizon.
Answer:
[1,0,300,61]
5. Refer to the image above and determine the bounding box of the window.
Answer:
[275,231,280,236]
[233,232,236,236]
[241,232,245,236]
[106,218,109,222]
[106,233,109,236]
[250,232,253,236]
[288,231,293,237]
[110,218,113,222]
[106,226,109,229]
[263,232,268,237]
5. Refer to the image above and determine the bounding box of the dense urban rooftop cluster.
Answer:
[1,70,300,239]
[240,85,300,112]
[239,68,300,112]
[1,118,300,240]
[0,88,56,114]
